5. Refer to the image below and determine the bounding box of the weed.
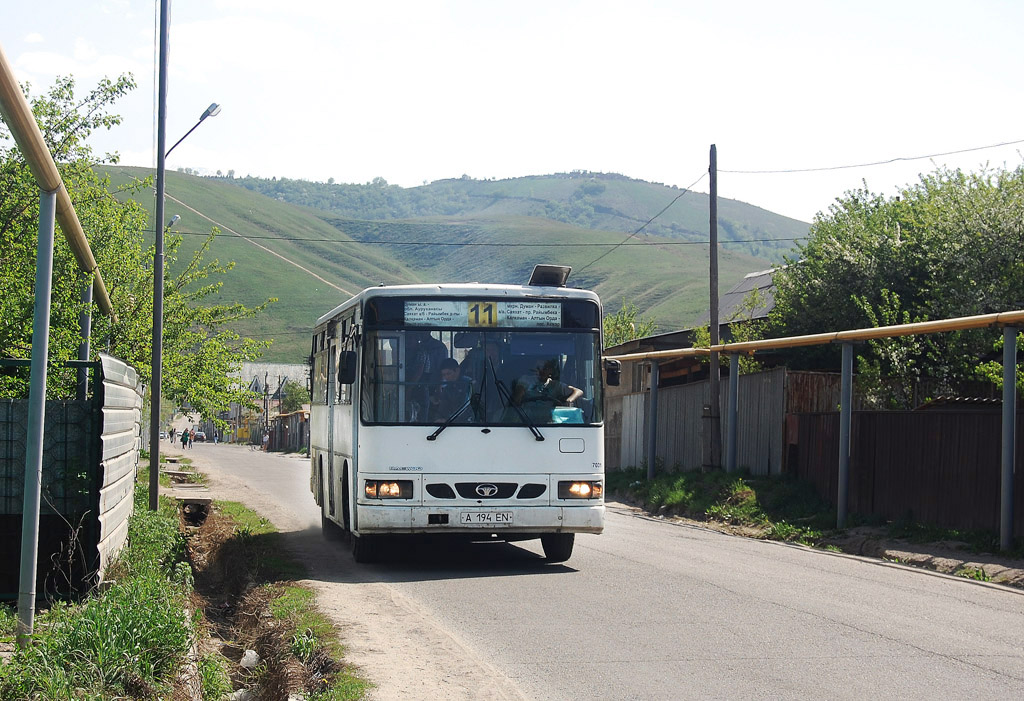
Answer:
[291,628,319,662]
[954,566,992,582]
[0,603,15,640]
[198,653,232,700]
[608,467,830,545]
[0,484,195,699]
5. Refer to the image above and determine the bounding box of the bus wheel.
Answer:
[540,533,574,562]
[351,533,377,563]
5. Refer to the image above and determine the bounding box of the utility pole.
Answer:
[706,144,722,470]
[148,0,170,510]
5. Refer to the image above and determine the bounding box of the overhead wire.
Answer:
[575,171,709,274]
[153,228,804,247]
[720,137,1024,174]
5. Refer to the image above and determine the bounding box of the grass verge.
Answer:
[606,467,835,546]
[191,499,370,699]
[608,468,1023,561]
[0,482,198,699]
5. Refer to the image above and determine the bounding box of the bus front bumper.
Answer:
[355,503,604,535]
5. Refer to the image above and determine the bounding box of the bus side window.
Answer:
[313,351,329,404]
[373,337,399,422]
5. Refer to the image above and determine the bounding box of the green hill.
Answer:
[109,167,799,363]
[227,171,808,262]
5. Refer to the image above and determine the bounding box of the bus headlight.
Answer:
[364,480,413,499]
[557,481,603,499]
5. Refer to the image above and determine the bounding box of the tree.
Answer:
[603,301,657,348]
[279,379,309,414]
[0,75,275,422]
[767,166,1024,387]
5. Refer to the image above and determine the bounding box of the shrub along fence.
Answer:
[608,309,1024,549]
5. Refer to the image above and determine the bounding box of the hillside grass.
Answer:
[106,168,785,362]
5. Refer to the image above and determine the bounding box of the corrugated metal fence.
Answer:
[96,355,143,574]
[609,367,790,474]
[0,354,142,600]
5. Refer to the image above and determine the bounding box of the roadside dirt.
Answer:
[165,447,527,701]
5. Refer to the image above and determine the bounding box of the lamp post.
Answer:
[147,0,222,511]
[148,104,219,511]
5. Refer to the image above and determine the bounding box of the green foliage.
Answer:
[0,76,273,424]
[291,628,319,663]
[603,300,658,347]
[0,483,195,699]
[954,566,992,582]
[0,603,15,640]
[281,378,310,413]
[199,653,233,700]
[104,165,783,362]
[975,331,1024,393]
[768,166,1024,384]
[606,468,832,545]
[692,286,769,373]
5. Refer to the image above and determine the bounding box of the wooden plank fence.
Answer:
[790,411,1024,537]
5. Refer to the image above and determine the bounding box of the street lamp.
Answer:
[166,103,221,157]
[148,99,221,511]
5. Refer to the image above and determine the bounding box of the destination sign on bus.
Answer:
[404,300,561,328]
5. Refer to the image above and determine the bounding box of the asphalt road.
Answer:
[174,442,1024,700]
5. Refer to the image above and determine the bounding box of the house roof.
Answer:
[604,267,778,356]
[693,268,776,327]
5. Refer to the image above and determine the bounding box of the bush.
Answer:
[0,484,197,699]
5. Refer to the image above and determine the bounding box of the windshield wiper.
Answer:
[488,359,544,442]
[426,397,473,441]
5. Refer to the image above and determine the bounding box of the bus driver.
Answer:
[511,358,583,423]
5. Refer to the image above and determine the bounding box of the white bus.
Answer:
[309,266,620,563]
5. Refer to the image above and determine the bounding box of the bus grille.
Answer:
[425,482,548,500]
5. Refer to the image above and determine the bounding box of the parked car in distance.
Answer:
[159,431,168,439]
[193,430,206,442]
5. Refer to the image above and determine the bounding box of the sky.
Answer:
[2,0,1023,223]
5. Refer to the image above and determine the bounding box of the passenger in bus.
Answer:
[510,358,583,423]
[431,358,474,421]
[408,331,447,420]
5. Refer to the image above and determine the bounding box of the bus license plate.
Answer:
[460,511,513,525]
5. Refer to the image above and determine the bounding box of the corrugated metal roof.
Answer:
[694,268,776,326]
[604,267,779,356]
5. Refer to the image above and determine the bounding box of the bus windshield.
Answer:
[361,328,603,427]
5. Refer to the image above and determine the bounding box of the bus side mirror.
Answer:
[604,358,621,387]
[338,350,357,385]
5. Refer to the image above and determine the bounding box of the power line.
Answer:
[150,228,802,247]
[720,137,1024,174]
[575,172,709,274]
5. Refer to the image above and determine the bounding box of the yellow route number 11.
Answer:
[468,301,497,327]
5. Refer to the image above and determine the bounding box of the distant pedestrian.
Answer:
[187,430,194,449]
[169,427,176,442]
[262,432,269,451]
[180,429,188,450]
